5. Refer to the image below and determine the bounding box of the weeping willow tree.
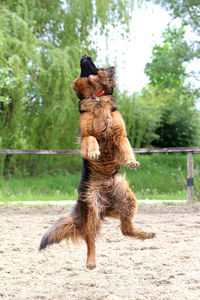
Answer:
[0,0,134,175]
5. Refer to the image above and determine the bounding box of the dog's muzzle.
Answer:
[80,55,99,77]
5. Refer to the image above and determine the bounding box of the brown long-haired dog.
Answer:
[39,55,155,269]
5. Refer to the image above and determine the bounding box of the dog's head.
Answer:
[72,55,116,100]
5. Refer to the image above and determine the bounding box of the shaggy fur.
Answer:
[39,55,155,270]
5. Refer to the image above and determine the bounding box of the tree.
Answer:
[118,88,162,148]
[0,0,135,176]
[145,26,195,89]
[144,26,200,147]
[145,0,200,86]
[2,0,134,47]
[145,0,200,35]
[151,88,200,147]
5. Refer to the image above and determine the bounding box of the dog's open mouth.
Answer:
[80,55,99,77]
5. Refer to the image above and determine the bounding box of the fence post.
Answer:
[187,152,194,203]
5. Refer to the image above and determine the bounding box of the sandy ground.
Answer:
[0,204,200,300]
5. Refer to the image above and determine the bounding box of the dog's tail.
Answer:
[39,212,81,251]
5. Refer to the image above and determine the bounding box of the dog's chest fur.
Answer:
[79,96,117,139]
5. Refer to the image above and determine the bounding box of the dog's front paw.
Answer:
[125,159,140,169]
[88,149,100,160]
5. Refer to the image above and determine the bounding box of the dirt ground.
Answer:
[0,204,200,300]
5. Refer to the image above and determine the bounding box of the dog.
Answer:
[39,55,155,269]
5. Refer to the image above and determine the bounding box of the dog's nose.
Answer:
[82,54,88,60]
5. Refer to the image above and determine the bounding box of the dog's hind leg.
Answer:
[112,175,155,240]
[85,232,96,270]
[83,204,101,270]
[120,213,156,240]
[120,192,155,239]
[77,195,101,270]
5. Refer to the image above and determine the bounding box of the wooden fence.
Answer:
[1,147,200,203]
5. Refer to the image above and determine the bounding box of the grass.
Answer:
[0,153,199,202]
[0,174,79,202]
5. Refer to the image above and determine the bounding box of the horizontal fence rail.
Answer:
[0,147,200,155]
[0,147,199,204]
[0,149,80,155]
[134,147,200,154]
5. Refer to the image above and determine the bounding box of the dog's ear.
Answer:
[104,66,115,78]
[97,66,116,94]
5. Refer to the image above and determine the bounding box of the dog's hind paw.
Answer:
[88,149,100,160]
[137,231,156,240]
[125,159,140,169]
[146,232,156,239]
[86,262,96,270]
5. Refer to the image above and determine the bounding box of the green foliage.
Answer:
[1,0,199,177]
[144,25,200,147]
[145,0,200,35]
[152,88,200,147]
[0,0,135,176]
[145,27,195,89]
[145,0,200,85]
[119,20,200,149]
[118,86,200,149]
[118,88,162,147]
[3,0,134,46]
